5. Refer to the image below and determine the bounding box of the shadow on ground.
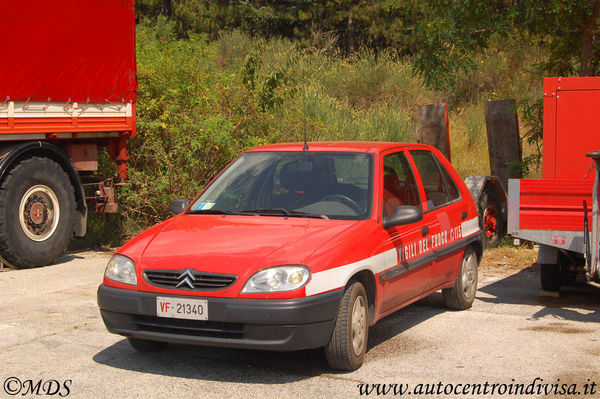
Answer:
[93,263,600,380]
[93,297,447,381]
[1,252,86,270]
[53,253,86,265]
[478,264,600,323]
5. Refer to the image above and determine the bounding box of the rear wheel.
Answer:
[443,248,479,310]
[540,263,561,291]
[0,157,75,268]
[325,281,368,371]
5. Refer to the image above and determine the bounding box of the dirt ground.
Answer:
[2,246,600,399]
[480,245,539,274]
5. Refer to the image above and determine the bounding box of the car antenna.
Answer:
[302,88,309,151]
[303,126,309,151]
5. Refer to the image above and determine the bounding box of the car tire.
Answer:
[443,248,478,310]
[127,337,168,352]
[325,280,368,371]
[0,157,75,268]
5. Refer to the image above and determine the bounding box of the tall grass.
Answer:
[76,27,546,246]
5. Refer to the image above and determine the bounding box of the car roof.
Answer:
[247,141,433,154]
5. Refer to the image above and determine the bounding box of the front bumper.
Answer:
[97,284,343,351]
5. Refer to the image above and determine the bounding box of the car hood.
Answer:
[122,214,359,274]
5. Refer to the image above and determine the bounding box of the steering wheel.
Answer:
[322,194,362,214]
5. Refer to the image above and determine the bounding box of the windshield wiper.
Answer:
[239,208,328,219]
[187,208,235,215]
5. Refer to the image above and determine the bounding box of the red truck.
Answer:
[508,77,600,290]
[0,1,136,268]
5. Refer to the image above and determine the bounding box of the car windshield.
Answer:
[189,151,374,220]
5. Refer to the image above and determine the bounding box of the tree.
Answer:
[135,1,429,56]
[527,0,600,77]
[411,0,600,91]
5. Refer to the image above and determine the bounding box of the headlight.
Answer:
[242,265,310,293]
[105,254,137,285]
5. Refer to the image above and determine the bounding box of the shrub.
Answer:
[98,28,543,242]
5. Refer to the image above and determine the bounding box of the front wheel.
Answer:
[0,157,75,268]
[443,248,479,310]
[325,281,368,371]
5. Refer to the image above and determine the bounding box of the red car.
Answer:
[98,142,482,370]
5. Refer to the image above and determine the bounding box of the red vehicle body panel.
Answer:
[0,0,137,103]
[0,1,137,138]
[542,77,600,180]
[517,179,593,232]
[0,114,136,136]
[104,142,481,325]
[509,77,600,253]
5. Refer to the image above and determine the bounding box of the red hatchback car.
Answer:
[98,142,482,370]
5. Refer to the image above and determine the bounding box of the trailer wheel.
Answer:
[0,157,75,268]
[325,280,368,371]
[478,189,502,248]
[540,264,561,291]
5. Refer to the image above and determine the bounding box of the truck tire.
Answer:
[0,157,75,268]
[325,280,368,371]
[540,263,561,291]
[443,247,478,310]
[478,189,502,248]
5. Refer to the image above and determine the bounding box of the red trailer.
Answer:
[0,1,136,268]
[508,77,600,290]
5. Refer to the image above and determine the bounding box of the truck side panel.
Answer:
[516,179,593,231]
[508,179,592,254]
[543,77,600,180]
[0,102,135,137]
[0,0,137,103]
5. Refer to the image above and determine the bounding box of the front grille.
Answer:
[134,315,244,339]
[144,269,237,291]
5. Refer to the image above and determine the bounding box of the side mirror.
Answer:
[383,206,423,229]
[169,198,190,215]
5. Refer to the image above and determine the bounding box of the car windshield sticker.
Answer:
[194,202,215,211]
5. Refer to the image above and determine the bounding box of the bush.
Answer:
[119,28,268,235]
[98,27,543,241]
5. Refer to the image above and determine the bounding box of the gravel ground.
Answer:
[1,249,599,398]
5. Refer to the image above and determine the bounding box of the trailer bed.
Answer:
[508,178,593,253]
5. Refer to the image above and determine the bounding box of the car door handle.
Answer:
[461,211,468,220]
[421,226,429,236]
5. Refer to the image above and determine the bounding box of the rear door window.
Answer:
[410,150,460,210]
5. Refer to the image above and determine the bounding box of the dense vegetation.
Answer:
[74,1,600,246]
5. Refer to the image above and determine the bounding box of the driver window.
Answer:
[382,152,421,217]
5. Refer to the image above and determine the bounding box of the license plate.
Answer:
[156,297,208,320]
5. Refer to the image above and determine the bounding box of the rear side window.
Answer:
[410,150,460,209]
[440,162,460,200]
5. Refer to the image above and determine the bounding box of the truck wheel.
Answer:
[478,189,502,248]
[128,337,168,352]
[0,157,75,268]
[325,281,368,371]
[443,248,478,310]
[540,263,561,291]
